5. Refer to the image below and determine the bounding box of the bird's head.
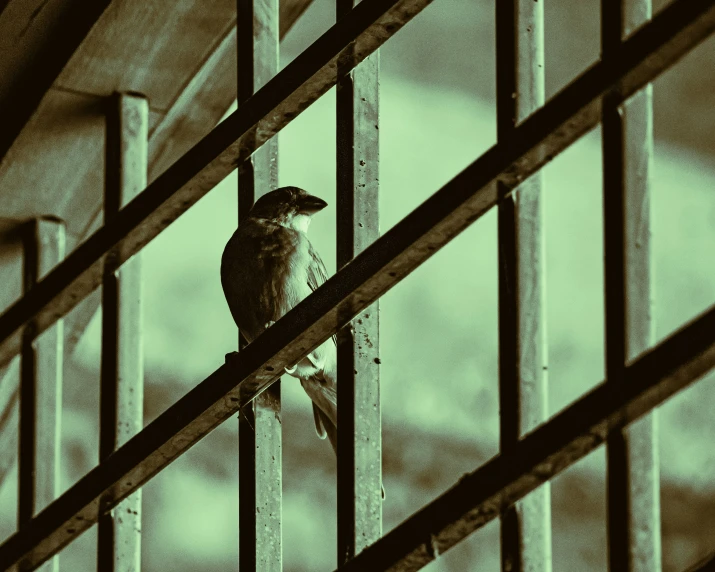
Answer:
[248,186,328,233]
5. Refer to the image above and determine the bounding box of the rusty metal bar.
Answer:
[496,0,551,569]
[601,1,661,571]
[0,4,713,566]
[236,0,282,568]
[0,0,111,164]
[0,0,439,371]
[18,217,65,572]
[334,303,715,572]
[336,0,382,561]
[97,92,148,572]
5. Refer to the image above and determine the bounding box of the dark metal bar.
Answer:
[0,0,711,375]
[336,0,382,561]
[18,217,65,572]
[496,0,550,569]
[601,1,661,571]
[236,0,282,568]
[1,4,713,566]
[97,92,148,572]
[334,304,715,572]
[0,0,111,164]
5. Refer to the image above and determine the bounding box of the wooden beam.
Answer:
[0,0,111,163]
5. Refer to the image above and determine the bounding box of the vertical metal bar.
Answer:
[98,92,147,572]
[236,0,281,568]
[602,1,661,571]
[19,217,65,572]
[336,0,382,562]
[496,0,551,571]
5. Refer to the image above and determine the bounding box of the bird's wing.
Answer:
[306,241,337,347]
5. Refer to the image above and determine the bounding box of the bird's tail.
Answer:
[303,377,385,499]
[315,406,338,455]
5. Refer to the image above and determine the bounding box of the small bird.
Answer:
[221,186,338,453]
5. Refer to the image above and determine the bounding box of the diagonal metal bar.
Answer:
[0,1,713,568]
[0,0,437,370]
[334,307,715,572]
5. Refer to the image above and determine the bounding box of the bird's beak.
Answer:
[300,194,328,214]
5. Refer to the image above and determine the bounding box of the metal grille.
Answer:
[0,0,714,570]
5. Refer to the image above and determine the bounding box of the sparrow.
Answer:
[220,186,338,454]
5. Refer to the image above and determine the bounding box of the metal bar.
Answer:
[0,0,111,164]
[601,1,661,571]
[0,4,713,566]
[334,303,715,572]
[236,0,282,568]
[0,0,711,373]
[18,217,65,572]
[336,0,382,561]
[496,0,550,569]
[96,93,147,572]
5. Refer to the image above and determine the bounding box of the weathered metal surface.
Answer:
[336,0,382,559]
[96,93,147,572]
[496,0,550,569]
[18,218,65,572]
[335,304,715,572]
[0,3,713,567]
[602,2,661,571]
[236,0,282,568]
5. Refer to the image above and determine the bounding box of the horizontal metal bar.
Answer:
[0,1,712,568]
[0,0,436,370]
[335,304,715,572]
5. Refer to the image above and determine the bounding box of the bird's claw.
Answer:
[264,320,276,330]
[284,364,298,375]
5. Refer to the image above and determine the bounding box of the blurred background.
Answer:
[0,0,714,570]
